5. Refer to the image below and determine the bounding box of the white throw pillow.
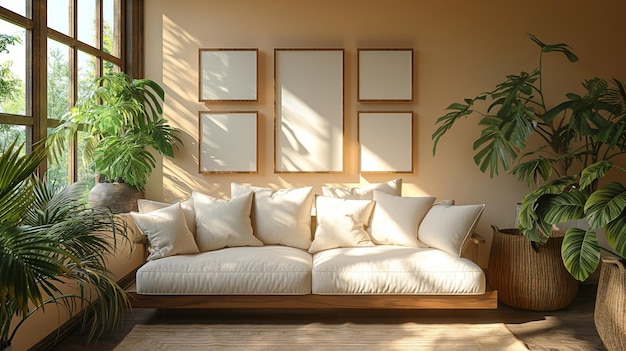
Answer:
[231,183,314,249]
[418,203,485,257]
[309,196,376,253]
[321,178,402,200]
[137,197,196,235]
[130,203,199,261]
[369,190,436,247]
[192,191,262,252]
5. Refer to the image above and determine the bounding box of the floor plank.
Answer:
[46,285,605,351]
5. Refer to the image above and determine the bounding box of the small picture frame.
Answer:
[199,49,258,102]
[199,111,258,173]
[358,111,413,173]
[358,49,413,102]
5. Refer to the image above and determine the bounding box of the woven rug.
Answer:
[113,322,528,350]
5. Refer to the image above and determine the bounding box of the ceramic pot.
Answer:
[88,182,144,213]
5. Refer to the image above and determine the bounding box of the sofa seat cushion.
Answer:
[136,246,312,295]
[312,246,485,295]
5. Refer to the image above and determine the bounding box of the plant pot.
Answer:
[594,257,626,351]
[487,227,579,311]
[88,182,145,213]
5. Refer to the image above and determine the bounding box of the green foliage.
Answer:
[0,34,22,110]
[0,138,130,348]
[49,72,182,190]
[433,34,626,282]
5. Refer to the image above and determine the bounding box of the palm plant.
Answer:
[432,34,626,281]
[0,139,130,350]
[50,71,182,190]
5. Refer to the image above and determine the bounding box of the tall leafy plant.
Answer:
[50,72,182,190]
[432,34,626,281]
[0,139,130,349]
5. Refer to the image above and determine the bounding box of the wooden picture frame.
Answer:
[199,49,258,102]
[358,111,413,173]
[198,111,258,173]
[357,49,413,102]
[274,49,344,173]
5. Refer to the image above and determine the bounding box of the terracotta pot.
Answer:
[595,257,626,351]
[88,182,144,213]
[487,227,579,311]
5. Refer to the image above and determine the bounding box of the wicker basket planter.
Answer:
[487,227,579,311]
[595,257,626,351]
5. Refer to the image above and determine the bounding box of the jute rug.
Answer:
[113,322,528,350]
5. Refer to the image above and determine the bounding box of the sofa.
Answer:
[126,179,497,309]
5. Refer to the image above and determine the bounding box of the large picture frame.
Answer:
[198,111,258,173]
[199,48,258,102]
[357,49,413,102]
[274,49,344,173]
[358,111,413,173]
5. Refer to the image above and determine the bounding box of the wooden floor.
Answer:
[46,285,605,351]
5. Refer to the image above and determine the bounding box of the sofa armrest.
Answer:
[469,233,486,263]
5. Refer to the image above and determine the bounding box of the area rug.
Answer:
[113,322,528,350]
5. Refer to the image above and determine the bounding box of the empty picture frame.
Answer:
[199,111,258,173]
[359,111,413,173]
[274,49,344,173]
[358,49,413,102]
[199,49,258,101]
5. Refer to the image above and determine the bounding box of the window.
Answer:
[0,0,137,186]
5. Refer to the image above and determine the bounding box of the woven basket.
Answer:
[595,257,626,351]
[487,227,579,311]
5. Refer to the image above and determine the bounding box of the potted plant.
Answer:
[50,72,182,213]
[0,139,130,351]
[432,34,626,311]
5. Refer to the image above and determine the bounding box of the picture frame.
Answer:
[198,111,258,173]
[199,48,258,102]
[274,49,344,173]
[357,49,413,102]
[358,111,413,173]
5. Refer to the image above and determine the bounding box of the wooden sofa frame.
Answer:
[126,233,497,310]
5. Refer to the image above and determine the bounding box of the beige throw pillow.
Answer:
[130,203,199,261]
[231,183,314,249]
[418,203,485,257]
[192,191,262,252]
[369,190,436,247]
[137,197,196,234]
[309,196,376,253]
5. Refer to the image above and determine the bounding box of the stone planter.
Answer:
[88,182,144,213]
[595,257,626,351]
[487,227,579,311]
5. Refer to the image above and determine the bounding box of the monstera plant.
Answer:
[0,139,130,350]
[432,34,626,281]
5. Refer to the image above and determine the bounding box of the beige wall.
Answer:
[144,0,626,268]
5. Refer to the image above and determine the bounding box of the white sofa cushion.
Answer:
[231,183,314,249]
[309,196,375,253]
[137,198,196,235]
[312,246,485,295]
[192,191,262,252]
[321,178,402,200]
[369,190,436,247]
[136,246,312,295]
[418,203,485,257]
[130,203,199,261]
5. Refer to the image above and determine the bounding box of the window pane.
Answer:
[103,0,121,57]
[77,50,97,101]
[0,124,26,152]
[46,128,69,187]
[77,0,97,48]
[47,39,70,119]
[48,0,71,36]
[0,20,27,115]
[0,0,28,18]
[103,60,120,75]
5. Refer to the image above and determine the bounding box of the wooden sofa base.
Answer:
[127,288,498,310]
